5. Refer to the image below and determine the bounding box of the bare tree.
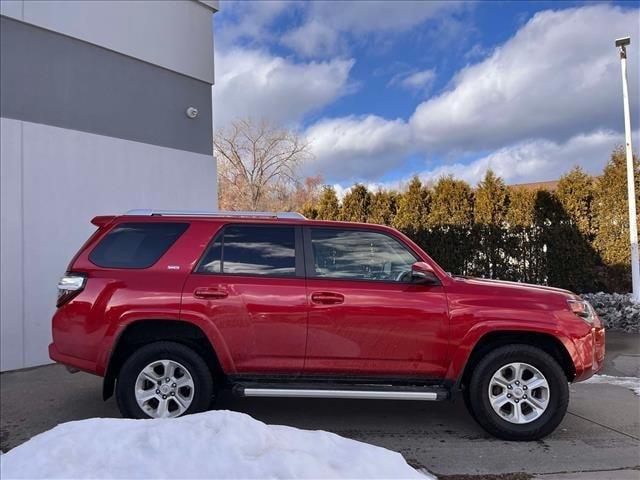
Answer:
[215,119,313,211]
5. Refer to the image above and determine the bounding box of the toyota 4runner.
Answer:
[50,209,605,440]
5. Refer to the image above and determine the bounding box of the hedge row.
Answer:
[303,148,639,294]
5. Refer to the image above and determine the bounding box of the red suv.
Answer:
[50,210,605,440]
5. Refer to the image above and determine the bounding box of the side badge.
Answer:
[167,265,181,270]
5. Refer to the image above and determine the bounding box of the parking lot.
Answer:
[1,332,638,478]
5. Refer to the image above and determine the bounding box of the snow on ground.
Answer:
[0,410,431,479]
[583,375,640,396]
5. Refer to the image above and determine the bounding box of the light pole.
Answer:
[615,36,640,303]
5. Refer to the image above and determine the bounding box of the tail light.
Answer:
[57,272,87,307]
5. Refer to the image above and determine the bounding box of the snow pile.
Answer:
[0,410,428,479]
[583,375,640,396]
[581,292,640,333]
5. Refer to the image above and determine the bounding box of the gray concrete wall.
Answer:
[1,17,213,155]
[0,0,216,83]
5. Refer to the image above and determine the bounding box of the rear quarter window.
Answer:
[89,222,188,269]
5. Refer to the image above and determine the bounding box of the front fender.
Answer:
[445,320,578,383]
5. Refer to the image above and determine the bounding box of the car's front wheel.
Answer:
[116,341,213,419]
[466,344,569,441]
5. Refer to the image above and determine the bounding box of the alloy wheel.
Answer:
[134,359,195,418]
[488,362,550,424]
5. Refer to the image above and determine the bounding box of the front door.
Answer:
[303,226,449,378]
[182,224,307,374]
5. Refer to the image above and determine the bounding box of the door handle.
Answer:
[311,291,344,305]
[194,287,228,299]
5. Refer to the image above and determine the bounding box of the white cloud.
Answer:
[410,5,640,152]
[281,19,342,59]
[304,5,639,186]
[305,115,411,182]
[213,48,354,129]
[331,181,408,201]
[282,1,463,57]
[389,69,437,95]
[418,130,629,186]
[401,70,436,90]
[213,4,638,188]
[331,183,351,201]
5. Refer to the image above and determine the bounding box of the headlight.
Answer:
[567,299,595,325]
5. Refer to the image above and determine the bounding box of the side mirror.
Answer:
[411,262,440,285]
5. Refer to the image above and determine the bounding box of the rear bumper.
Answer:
[49,343,100,376]
[572,326,605,382]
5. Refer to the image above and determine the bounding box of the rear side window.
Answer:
[89,223,188,269]
[197,225,296,277]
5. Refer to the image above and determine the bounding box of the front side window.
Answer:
[310,228,417,282]
[89,222,188,269]
[197,225,296,277]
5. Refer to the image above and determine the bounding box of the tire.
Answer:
[116,341,213,419]
[466,344,569,441]
[462,387,478,422]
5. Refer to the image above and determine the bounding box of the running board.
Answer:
[234,384,448,401]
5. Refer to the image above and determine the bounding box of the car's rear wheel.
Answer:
[466,344,569,441]
[116,341,213,419]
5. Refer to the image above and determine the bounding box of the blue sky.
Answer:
[212,1,640,192]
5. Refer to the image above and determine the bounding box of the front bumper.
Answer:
[572,326,605,382]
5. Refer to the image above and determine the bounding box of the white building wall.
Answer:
[0,119,25,370]
[0,119,218,370]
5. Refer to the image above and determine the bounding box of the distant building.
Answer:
[509,180,560,191]
[509,176,601,192]
[0,1,219,371]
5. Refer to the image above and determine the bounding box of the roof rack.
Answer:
[124,209,306,220]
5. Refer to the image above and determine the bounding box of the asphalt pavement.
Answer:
[1,331,638,478]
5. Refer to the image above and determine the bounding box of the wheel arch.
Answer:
[454,330,576,394]
[103,319,225,400]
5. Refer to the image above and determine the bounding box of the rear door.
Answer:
[303,226,449,378]
[182,224,308,374]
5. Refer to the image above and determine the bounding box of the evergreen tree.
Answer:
[506,187,536,227]
[300,203,318,219]
[593,148,640,291]
[392,176,430,239]
[556,166,595,237]
[548,166,599,292]
[533,189,597,292]
[475,170,508,225]
[427,176,474,226]
[426,176,474,274]
[368,190,398,226]
[474,170,509,278]
[506,187,542,283]
[316,186,340,220]
[340,184,372,222]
